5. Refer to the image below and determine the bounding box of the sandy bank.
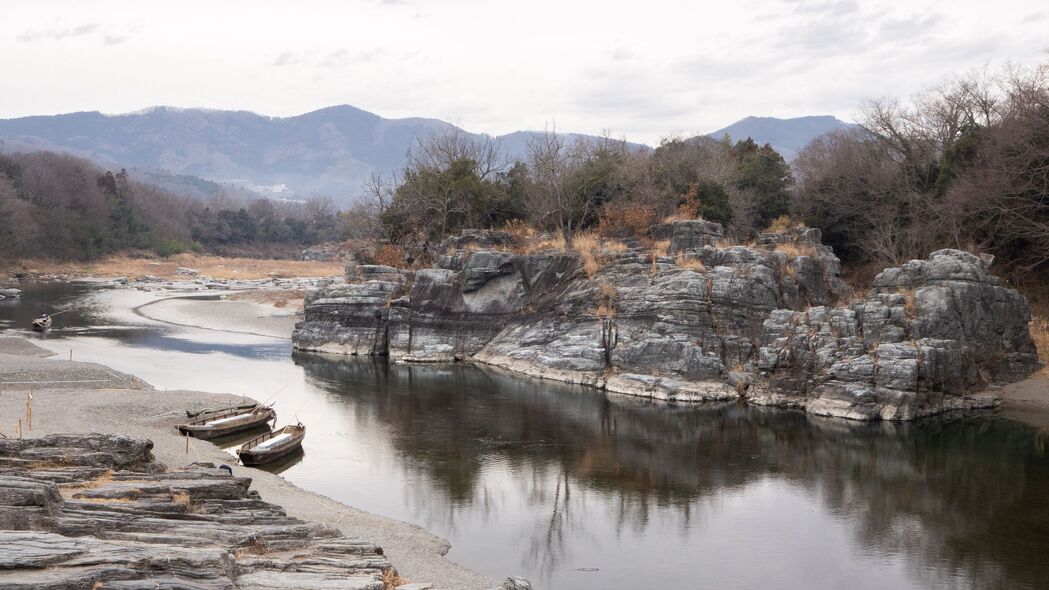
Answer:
[135,294,300,339]
[0,338,498,590]
[1000,375,1049,429]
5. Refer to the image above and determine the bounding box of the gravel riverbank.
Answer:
[0,336,500,590]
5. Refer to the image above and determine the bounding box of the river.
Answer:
[2,281,1047,590]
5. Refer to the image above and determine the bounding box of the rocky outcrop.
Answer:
[293,224,1038,420]
[0,434,394,589]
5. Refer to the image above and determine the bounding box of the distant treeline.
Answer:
[0,151,343,260]
[363,62,1049,275]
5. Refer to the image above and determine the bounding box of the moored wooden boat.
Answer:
[177,405,276,440]
[31,316,52,331]
[186,402,259,419]
[238,423,305,466]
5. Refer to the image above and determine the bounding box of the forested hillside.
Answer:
[0,151,343,261]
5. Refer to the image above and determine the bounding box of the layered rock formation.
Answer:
[0,434,393,589]
[293,222,1038,420]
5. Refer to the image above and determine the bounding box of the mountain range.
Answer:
[0,106,854,205]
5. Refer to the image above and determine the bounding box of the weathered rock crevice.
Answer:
[293,223,1039,421]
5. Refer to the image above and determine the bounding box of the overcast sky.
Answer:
[2,0,1046,144]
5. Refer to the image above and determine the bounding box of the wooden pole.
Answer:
[17,419,21,439]
[185,433,190,454]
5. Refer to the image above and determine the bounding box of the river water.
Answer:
[2,281,1048,590]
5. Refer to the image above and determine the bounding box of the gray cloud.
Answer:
[18,23,100,42]
[878,13,944,43]
[272,51,302,67]
[272,48,388,69]
[790,0,861,17]
[319,49,387,68]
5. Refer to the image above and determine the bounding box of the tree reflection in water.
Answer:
[294,352,1049,590]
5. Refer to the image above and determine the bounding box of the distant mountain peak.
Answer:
[707,115,856,160]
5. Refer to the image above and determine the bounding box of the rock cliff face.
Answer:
[293,222,1039,420]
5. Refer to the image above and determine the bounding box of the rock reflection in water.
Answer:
[294,352,1049,590]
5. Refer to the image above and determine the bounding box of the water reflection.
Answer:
[0,281,288,358]
[294,353,1049,590]
[4,282,1048,589]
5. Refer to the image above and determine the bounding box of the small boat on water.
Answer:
[238,424,306,466]
[177,405,276,440]
[31,315,52,331]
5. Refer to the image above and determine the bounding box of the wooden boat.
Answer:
[238,424,305,466]
[31,316,52,331]
[177,405,276,440]
[186,402,259,419]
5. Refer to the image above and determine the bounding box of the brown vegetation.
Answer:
[383,568,408,589]
[766,215,805,233]
[14,254,344,280]
[773,243,817,259]
[675,253,706,271]
[598,201,658,237]
[898,288,918,318]
[373,244,407,268]
[573,231,603,277]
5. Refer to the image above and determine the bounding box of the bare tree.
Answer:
[524,129,629,245]
[408,126,506,180]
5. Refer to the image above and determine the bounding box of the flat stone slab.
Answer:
[0,434,396,589]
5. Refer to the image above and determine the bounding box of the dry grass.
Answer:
[603,241,629,253]
[773,243,817,259]
[653,239,671,256]
[171,490,192,508]
[675,254,706,272]
[522,233,567,253]
[16,254,344,280]
[897,288,917,318]
[501,219,537,240]
[766,215,806,233]
[58,469,114,495]
[573,231,602,277]
[383,568,409,589]
[595,280,618,318]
